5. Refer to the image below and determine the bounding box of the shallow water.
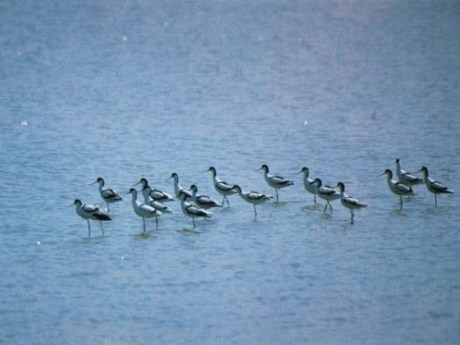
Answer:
[1,1,460,344]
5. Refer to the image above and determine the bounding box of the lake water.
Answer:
[1,1,459,344]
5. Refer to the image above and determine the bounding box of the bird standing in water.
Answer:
[177,190,212,228]
[258,164,294,202]
[127,188,161,232]
[336,182,367,224]
[297,166,318,204]
[418,166,454,207]
[206,166,238,206]
[313,178,341,213]
[395,159,423,187]
[233,185,272,218]
[381,169,414,210]
[91,177,122,211]
[73,199,111,237]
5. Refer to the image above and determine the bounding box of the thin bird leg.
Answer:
[350,210,354,225]
[253,204,258,218]
[225,195,230,207]
[276,189,279,202]
[313,194,316,204]
[155,217,158,230]
[143,217,146,232]
[100,221,105,236]
[192,217,196,228]
[399,196,403,211]
[323,201,333,213]
[435,194,438,208]
[87,219,91,237]
[106,202,110,212]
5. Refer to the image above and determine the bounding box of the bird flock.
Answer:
[381,159,454,210]
[72,160,454,236]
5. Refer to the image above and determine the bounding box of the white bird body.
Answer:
[170,173,193,199]
[207,167,238,206]
[91,177,122,211]
[177,191,212,228]
[313,178,341,213]
[128,188,161,231]
[298,166,318,203]
[149,188,175,202]
[233,185,272,217]
[136,178,174,202]
[141,186,173,213]
[190,184,222,209]
[336,182,367,224]
[419,166,454,207]
[73,199,111,237]
[382,169,414,210]
[395,159,423,186]
[258,164,294,201]
[75,202,99,219]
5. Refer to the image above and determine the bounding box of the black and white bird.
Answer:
[233,185,272,218]
[297,166,318,204]
[336,182,367,224]
[141,186,173,214]
[170,173,193,199]
[258,164,294,201]
[135,177,174,202]
[312,178,341,213]
[177,190,212,228]
[395,159,423,187]
[127,188,161,232]
[189,184,223,210]
[418,166,454,207]
[206,167,238,206]
[73,199,111,237]
[91,177,122,211]
[381,169,414,210]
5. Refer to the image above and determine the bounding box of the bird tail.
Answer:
[94,213,112,221]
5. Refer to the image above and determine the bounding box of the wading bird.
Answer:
[177,190,212,228]
[258,164,294,201]
[206,167,238,206]
[395,159,423,187]
[233,185,272,218]
[135,177,174,202]
[91,177,122,211]
[127,188,161,232]
[170,173,193,199]
[141,185,173,214]
[381,169,414,210]
[73,199,111,237]
[336,182,367,224]
[418,166,454,207]
[189,184,223,210]
[313,178,341,213]
[297,166,318,204]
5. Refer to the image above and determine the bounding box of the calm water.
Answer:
[1,1,459,344]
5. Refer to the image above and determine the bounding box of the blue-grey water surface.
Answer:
[1,1,460,344]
